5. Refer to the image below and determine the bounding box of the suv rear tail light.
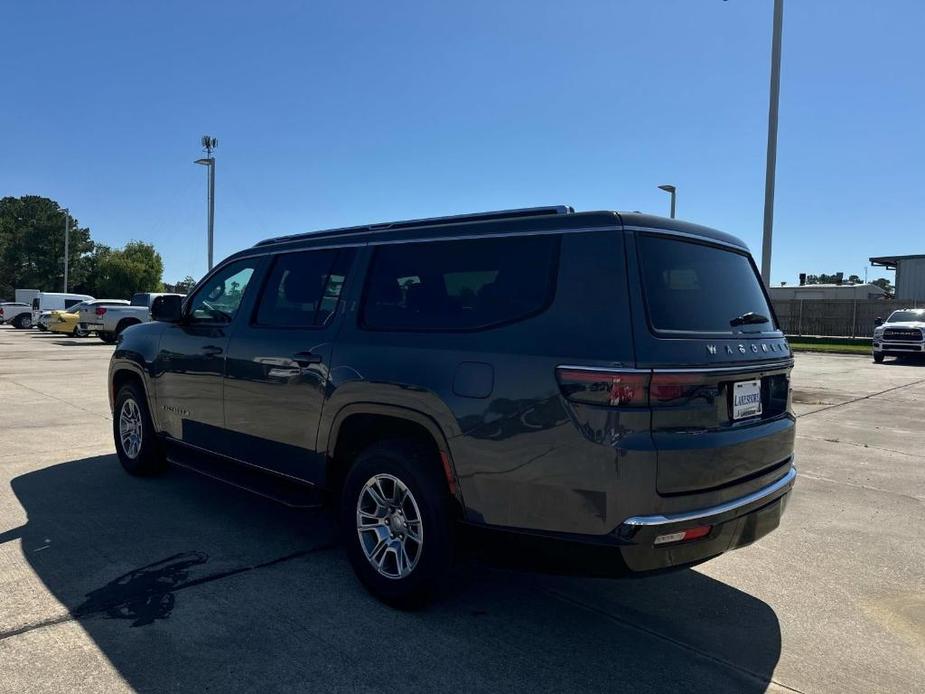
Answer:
[649,373,708,403]
[556,368,713,408]
[555,368,649,407]
[96,307,107,316]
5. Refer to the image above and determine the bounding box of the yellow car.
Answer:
[48,300,129,337]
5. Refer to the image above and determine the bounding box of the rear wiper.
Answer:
[730,312,770,327]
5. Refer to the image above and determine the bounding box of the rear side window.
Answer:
[254,248,352,328]
[361,235,559,331]
[637,234,776,335]
[130,294,148,306]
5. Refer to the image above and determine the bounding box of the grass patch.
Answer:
[789,341,871,355]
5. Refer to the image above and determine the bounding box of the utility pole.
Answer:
[195,136,218,271]
[760,0,784,286]
[62,208,70,292]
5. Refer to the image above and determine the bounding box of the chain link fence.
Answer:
[772,299,920,337]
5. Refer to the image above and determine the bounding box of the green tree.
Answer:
[93,241,165,298]
[0,195,93,297]
[871,277,894,296]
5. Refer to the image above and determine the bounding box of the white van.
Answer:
[31,292,94,326]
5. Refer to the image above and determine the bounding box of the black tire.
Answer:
[72,326,89,338]
[113,383,167,476]
[14,315,32,329]
[99,332,117,344]
[341,440,455,608]
[873,352,884,363]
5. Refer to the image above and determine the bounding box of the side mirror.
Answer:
[874,318,884,327]
[151,294,183,323]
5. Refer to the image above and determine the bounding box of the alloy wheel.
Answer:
[356,474,423,579]
[119,398,143,459]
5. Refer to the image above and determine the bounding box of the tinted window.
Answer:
[130,294,148,306]
[637,235,776,335]
[188,261,257,323]
[361,235,559,331]
[887,311,925,323]
[64,299,82,308]
[255,249,351,327]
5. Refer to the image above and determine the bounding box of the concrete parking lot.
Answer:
[0,325,922,693]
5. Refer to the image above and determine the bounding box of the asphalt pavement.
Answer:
[0,325,922,693]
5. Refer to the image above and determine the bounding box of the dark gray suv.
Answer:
[109,206,796,605]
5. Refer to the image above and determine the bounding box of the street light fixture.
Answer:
[657,184,676,219]
[760,0,784,286]
[194,135,217,271]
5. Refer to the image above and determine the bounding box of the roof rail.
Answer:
[255,205,574,247]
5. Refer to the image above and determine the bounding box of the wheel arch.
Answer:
[324,404,462,510]
[109,362,158,430]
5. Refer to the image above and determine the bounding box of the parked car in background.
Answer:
[31,292,93,326]
[36,311,54,331]
[872,308,925,363]
[49,299,130,337]
[83,292,184,343]
[109,206,796,606]
[0,302,31,327]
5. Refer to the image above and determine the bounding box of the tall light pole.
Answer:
[760,0,784,286]
[195,135,217,271]
[658,184,676,219]
[61,208,70,292]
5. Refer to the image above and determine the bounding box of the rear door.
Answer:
[626,231,794,496]
[222,246,357,481]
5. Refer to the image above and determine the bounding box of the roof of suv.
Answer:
[250,206,749,253]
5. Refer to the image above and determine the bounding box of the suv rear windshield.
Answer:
[637,234,776,335]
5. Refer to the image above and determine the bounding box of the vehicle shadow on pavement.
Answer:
[1,455,782,693]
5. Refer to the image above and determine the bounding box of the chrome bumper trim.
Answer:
[622,463,796,528]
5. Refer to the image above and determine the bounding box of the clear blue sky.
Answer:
[2,1,922,285]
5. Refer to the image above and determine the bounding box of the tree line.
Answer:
[0,195,171,300]
[801,272,893,295]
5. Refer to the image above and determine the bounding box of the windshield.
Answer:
[886,311,925,323]
[637,234,777,335]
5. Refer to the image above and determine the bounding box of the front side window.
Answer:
[254,248,352,328]
[637,234,777,335]
[361,235,559,331]
[188,260,257,324]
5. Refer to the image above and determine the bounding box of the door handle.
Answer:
[292,351,322,366]
[202,345,224,356]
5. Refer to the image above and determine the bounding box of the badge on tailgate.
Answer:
[733,379,762,420]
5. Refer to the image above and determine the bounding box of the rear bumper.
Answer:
[463,465,796,577]
[81,322,104,331]
[615,465,795,571]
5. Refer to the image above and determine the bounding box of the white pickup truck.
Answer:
[80,292,185,343]
[872,308,925,363]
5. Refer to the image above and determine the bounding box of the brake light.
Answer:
[96,307,107,316]
[0,308,4,316]
[555,368,649,407]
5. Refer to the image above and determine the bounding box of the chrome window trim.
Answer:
[621,464,796,528]
[623,225,749,252]
[556,360,794,375]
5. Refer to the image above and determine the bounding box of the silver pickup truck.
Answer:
[80,292,185,343]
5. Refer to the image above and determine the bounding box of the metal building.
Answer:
[869,255,925,301]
